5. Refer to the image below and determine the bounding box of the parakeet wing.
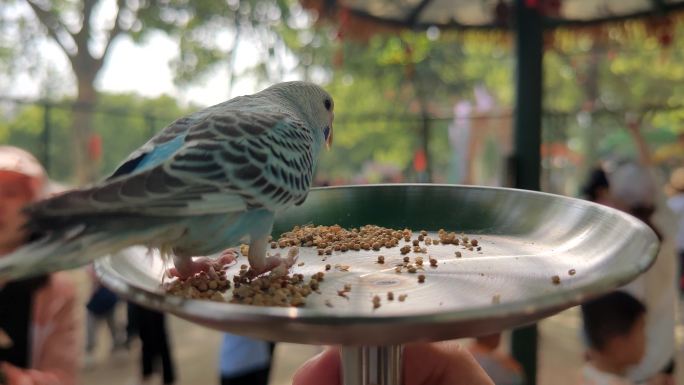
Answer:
[107,95,265,179]
[27,109,316,222]
[107,112,210,179]
[171,110,316,210]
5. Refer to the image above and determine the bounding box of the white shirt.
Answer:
[580,364,635,385]
[621,192,678,383]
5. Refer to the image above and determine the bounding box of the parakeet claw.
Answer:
[256,251,298,276]
[169,250,237,279]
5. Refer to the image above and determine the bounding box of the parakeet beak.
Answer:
[325,112,334,150]
[325,125,333,150]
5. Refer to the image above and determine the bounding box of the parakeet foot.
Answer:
[254,251,299,276]
[170,250,237,279]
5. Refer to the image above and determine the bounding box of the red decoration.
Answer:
[339,7,350,24]
[645,15,675,48]
[659,32,673,48]
[88,134,102,161]
[413,149,427,173]
[336,7,351,41]
[525,0,539,8]
[540,0,561,18]
[495,0,510,27]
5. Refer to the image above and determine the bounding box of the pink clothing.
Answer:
[1,273,80,385]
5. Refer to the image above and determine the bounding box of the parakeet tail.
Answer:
[0,217,181,281]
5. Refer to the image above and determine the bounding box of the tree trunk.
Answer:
[72,71,98,184]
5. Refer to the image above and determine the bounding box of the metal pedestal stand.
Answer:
[92,185,658,385]
[341,345,403,385]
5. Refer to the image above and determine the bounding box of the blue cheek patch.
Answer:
[324,126,330,140]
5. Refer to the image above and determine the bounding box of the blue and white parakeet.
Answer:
[0,81,334,280]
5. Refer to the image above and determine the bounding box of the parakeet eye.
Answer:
[324,99,332,111]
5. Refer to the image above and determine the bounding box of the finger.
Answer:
[292,348,340,385]
[404,341,494,385]
[292,343,493,385]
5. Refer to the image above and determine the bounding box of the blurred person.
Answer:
[125,302,139,349]
[582,163,678,384]
[127,303,176,385]
[219,334,274,385]
[83,264,125,368]
[581,163,677,382]
[0,146,80,385]
[580,291,647,385]
[468,333,524,385]
[293,341,494,385]
[581,167,615,208]
[664,167,684,291]
[614,124,679,384]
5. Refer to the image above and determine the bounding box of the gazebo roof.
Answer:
[304,0,684,30]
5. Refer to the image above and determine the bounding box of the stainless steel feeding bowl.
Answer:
[96,184,658,346]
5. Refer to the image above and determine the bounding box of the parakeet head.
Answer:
[263,81,334,150]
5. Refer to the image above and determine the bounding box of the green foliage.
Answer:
[284,28,516,182]
[306,22,684,186]
[4,0,684,189]
[91,93,192,177]
[1,93,191,182]
[315,77,418,181]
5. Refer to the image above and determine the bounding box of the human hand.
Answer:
[647,373,674,385]
[292,341,494,385]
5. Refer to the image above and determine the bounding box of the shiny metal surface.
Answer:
[341,345,403,385]
[96,184,658,346]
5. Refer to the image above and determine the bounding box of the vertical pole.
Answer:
[340,345,403,385]
[513,0,542,192]
[511,1,543,385]
[42,102,51,174]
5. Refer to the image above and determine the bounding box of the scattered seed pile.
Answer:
[230,266,327,307]
[164,225,486,308]
[166,261,328,307]
[273,225,404,256]
[164,224,571,309]
[164,261,232,301]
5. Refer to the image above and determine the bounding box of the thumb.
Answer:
[292,348,340,385]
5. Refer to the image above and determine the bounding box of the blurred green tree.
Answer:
[279,26,514,182]
[0,0,296,183]
[0,93,191,181]
[281,19,684,185]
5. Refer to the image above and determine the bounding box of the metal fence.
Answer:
[1,97,182,182]
[1,97,679,196]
